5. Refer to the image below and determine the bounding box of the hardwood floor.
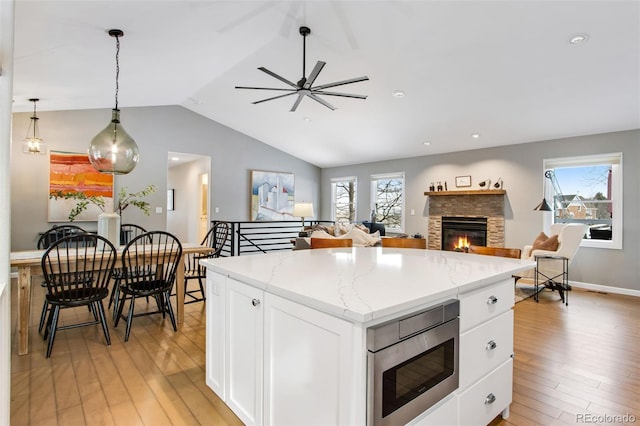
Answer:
[490,287,640,426]
[11,280,639,425]
[10,278,243,426]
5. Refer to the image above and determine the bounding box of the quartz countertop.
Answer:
[202,248,535,324]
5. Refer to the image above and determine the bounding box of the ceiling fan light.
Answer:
[235,26,368,112]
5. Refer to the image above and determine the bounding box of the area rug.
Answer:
[515,284,543,303]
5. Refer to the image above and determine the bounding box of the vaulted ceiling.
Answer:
[11,1,640,167]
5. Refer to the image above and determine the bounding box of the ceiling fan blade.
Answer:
[303,61,326,89]
[312,90,367,99]
[252,92,297,105]
[307,93,336,111]
[258,67,299,88]
[290,93,305,112]
[312,76,369,90]
[235,86,296,92]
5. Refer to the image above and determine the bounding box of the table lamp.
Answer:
[293,202,314,237]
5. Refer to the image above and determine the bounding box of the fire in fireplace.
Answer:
[441,217,487,251]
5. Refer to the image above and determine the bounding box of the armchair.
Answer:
[517,223,587,301]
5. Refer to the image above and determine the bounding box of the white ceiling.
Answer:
[11,1,640,168]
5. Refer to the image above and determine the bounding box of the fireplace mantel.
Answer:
[424,189,506,196]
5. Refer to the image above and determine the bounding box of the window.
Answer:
[544,153,623,249]
[331,176,357,224]
[371,172,405,232]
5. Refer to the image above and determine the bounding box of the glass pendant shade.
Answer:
[88,109,139,174]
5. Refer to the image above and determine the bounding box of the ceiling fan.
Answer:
[235,26,369,112]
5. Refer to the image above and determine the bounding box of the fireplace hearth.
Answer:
[441,217,487,251]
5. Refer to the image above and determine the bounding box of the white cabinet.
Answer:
[407,393,458,426]
[456,279,514,424]
[226,278,264,426]
[264,293,360,426]
[205,272,226,398]
[458,359,513,426]
[206,273,362,426]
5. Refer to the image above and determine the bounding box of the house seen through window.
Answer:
[544,153,622,249]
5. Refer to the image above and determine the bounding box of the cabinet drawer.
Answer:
[459,279,514,332]
[459,310,513,390]
[457,358,513,426]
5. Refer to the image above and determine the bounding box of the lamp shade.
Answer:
[88,109,139,174]
[533,198,552,211]
[293,202,314,218]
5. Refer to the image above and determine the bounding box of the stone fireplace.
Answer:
[425,190,505,250]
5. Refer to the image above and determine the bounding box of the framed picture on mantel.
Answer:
[455,175,472,188]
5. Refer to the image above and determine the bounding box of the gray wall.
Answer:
[321,130,640,291]
[10,105,321,250]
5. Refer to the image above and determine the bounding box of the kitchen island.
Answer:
[202,247,534,426]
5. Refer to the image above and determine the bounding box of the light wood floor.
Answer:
[490,287,640,426]
[10,279,243,426]
[11,281,640,425]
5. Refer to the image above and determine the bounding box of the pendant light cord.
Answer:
[31,100,37,138]
[114,33,120,110]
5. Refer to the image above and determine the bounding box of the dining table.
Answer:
[10,242,213,355]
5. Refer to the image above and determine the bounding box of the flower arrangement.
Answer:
[49,184,157,222]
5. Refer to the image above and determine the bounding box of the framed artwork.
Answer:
[455,175,472,188]
[48,151,114,222]
[250,170,294,221]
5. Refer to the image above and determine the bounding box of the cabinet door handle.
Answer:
[484,393,496,405]
[485,340,497,350]
[251,298,261,307]
[487,295,498,305]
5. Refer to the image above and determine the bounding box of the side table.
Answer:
[534,255,569,305]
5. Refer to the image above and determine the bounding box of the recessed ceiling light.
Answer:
[171,157,180,161]
[471,133,480,139]
[392,90,405,98]
[569,34,588,44]
[423,141,431,146]
[303,116,312,123]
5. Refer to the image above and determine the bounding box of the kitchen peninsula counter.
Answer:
[202,248,535,426]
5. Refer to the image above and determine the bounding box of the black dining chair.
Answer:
[40,234,117,358]
[37,225,93,334]
[37,224,88,249]
[114,231,182,342]
[183,221,230,304]
[120,223,147,245]
[109,224,150,318]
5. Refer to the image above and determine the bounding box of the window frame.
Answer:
[330,176,357,224]
[370,172,405,233]
[543,153,623,250]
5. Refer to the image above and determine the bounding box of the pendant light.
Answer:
[23,98,47,155]
[88,29,139,175]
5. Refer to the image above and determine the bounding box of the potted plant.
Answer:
[49,184,157,222]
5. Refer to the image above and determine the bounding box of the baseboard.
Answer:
[569,280,640,298]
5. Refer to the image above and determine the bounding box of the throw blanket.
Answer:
[310,229,381,247]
